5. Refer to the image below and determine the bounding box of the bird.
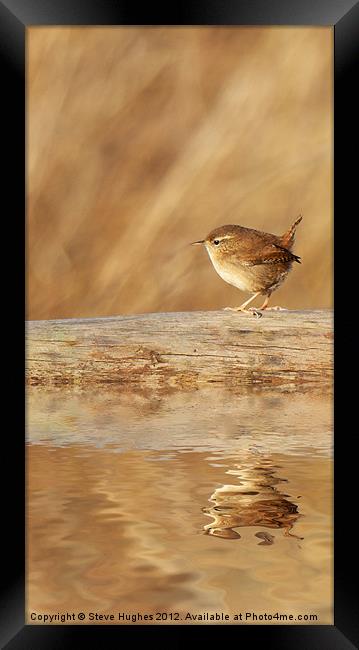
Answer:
[191,215,302,316]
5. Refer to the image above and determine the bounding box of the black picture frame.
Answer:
[2,0,357,647]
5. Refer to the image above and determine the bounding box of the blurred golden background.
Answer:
[27,27,332,320]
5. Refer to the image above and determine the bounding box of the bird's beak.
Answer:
[191,240,205,246]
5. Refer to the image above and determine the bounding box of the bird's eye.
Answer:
[213,239,220,246]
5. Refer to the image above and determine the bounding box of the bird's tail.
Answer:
[281,214,302,249]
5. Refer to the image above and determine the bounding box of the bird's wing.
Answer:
[241,243,301,266]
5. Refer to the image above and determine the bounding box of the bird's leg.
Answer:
[259,293,287,311]
[224,292,262,317]
[259,294,270,310]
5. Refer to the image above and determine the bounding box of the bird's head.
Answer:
[191,225,240,260]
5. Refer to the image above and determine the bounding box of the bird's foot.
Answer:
[248,307,263,319]
[263,306,287,311]
[223,307,262,319]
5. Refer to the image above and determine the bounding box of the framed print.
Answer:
[1,0,357,648]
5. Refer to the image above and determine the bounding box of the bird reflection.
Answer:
[202,459,303,542]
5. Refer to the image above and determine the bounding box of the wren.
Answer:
[192,216,302,316]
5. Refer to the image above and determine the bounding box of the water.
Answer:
[27,387,332,625]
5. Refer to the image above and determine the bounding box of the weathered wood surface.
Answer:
[26,310,333,391]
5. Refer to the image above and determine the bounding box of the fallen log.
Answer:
[26,310,333,391]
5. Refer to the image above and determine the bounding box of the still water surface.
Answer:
[27,387,332,624]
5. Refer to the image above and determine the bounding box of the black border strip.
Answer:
[1,0,357,647]
[1,0,358,25]
[333,2,359,647]
[1,1,26,647]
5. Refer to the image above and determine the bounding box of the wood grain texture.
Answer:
[26,310,333,391]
